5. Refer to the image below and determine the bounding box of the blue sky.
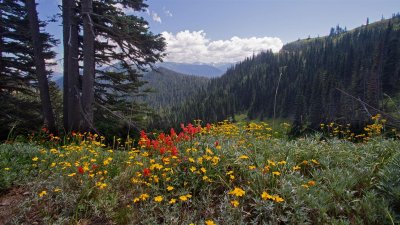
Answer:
[37,0,399,67]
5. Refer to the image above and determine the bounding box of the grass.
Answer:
[0,120,399,224]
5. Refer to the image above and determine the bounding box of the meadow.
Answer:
[0,117,399,224]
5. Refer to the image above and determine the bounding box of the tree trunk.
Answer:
[81,0,95,131]
[25,0,57,133]
[62,0,69,130]
[65,0,80,131]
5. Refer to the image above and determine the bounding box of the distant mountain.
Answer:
[156,62,231,78]
[173,15,400,129]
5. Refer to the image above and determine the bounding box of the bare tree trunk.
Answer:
[26,0,56,133]
[81,0,95,131]
[62,0,69,130]
[66,0,80,131]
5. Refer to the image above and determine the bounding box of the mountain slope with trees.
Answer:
[172,15,400,131]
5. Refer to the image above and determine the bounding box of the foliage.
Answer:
[1,120,399,224]
[0,0,58,138]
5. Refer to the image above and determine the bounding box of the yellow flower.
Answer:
[238,155,249,159]
[154,196,163,202]
[190,166,197,172]
[311,159,320,165]
[205,220,216,225]
[278,160,287,165]
[200,167,207,173]
[230,200,239,207]
[53,188,62,192]
[272,171,281,176]
[4,167,10,171]
[38,190,47,197]
[68,173,76,177]
[268,160,276,166]
[293,165,301,171]
[139,193,150,201]
[273,195,284,202]
[32,157,39,162]
[228,187,245,197]
[248,165,256,170]
[133,197,140,203]
[169,198,177,204]
[179,194,192,201]
[261,191,273,200]
[167,186,174,191]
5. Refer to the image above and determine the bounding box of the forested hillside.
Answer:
[172,15,400,130]
[139,67,209,108]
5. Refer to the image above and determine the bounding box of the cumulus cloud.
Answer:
[161,30,283,64]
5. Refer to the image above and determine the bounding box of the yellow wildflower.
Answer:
[272,171,281,176]
[169,198,177,204]
[238,155,249,159]
[68,173,76,177]
[154,196,163,202]
[205,220,216,225]
[228,187,245,197]
[38,190,47,197]
[167,186,174,191]
[32,157,39,162]
[230,200,239,208]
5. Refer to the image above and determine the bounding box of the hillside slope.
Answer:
[173,15,400,129]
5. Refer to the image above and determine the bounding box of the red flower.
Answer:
[215,141,219,147]
[78,166,84,174]
[91,164,98,170]
[143,168,151,177]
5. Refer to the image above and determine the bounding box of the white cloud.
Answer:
[161,30,283,64]
[151,12,162,23]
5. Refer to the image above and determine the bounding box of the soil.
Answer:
[0,187,28,225]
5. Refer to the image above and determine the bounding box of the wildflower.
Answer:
[230,200,239,207]
[261,191,273,200]
[200,167,207,173]
[169,198,177,204]
[68,173,76,177]
[38,190,47,197]
[273,195,284,202]
[78,166,84,174]
[272,171,281,176]
[248,165,256,170]
[32,157,39,162]
[311,159,320,165]
[293,165,301,171]
[238,155,249,159]
[205,220,216,225]
[278,160,287,165]
[54,188,62,192]
[133,197,140,203]
[179,194,192,201]
[308,180,316,186]
[154,196,163,202]
[268,160,276,166]
[139,193,150,201]
[228,187,245,197]
[167,186,174,191]
[190,166,197,172]
[4,168,10,171]
[143,168,151,177]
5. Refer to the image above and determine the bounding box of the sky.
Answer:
[37,0,399,69]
